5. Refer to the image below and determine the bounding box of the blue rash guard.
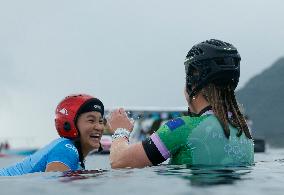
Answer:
[0,138,81,176]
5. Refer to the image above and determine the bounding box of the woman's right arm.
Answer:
[45,140,79,172]
[110,136,153,168]
[109,109,170,168]
[109,109,188,168]
[45,162,70,172]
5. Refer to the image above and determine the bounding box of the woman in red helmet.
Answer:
[0,94,105,176]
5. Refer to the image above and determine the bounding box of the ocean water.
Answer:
[0,148,284,195]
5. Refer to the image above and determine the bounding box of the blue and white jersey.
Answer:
[0,138,80,176]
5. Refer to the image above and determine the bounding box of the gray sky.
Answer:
[1,0,283,147]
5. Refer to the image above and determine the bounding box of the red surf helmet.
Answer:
[55,94,104,139]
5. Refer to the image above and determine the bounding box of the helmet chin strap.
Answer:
[186,90,197,116]
[187,97,198,116]
[188,105,212,117]
[187,107,196,117]
[98,143,103,153]
[186,86,212,117]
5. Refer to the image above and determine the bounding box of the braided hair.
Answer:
[202,84,252,139]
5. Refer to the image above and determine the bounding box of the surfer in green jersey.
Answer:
[108,39,254,168]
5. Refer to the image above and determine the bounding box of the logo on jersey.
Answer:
[166,118,185,131]
[65,144,79,156]
[59,108,68,115]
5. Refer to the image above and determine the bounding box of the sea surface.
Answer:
[0,148,284,195]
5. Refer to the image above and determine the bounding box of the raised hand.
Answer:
[107,108,134,132]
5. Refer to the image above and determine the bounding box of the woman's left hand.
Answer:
[108,108,134,132]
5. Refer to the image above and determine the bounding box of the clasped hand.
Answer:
[107,108,134,133]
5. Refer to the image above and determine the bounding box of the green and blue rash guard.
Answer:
[0,138,81,176]
[142,114,254,166]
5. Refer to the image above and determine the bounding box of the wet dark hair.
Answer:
[74,138,86,169]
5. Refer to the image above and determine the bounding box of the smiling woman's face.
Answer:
[76,111,104,154]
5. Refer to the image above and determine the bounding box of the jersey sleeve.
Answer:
[47,141,79,171]
[142,117,189,165]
